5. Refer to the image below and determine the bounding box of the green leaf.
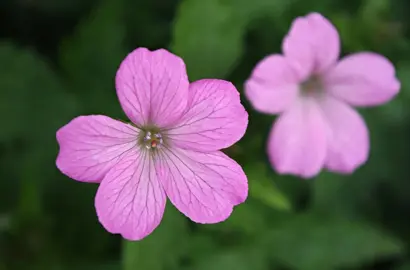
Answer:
[223,0,290,21]
[361,0,390,25]
[262,214,403,270]
[398,262,410,270]
[188,249,268,270]
[60,0,126,116]
[171,0,290,81]
[311,172,360,217]
[171,0,295,81]
[0,42,78,142]
[172,0,246,80]
[15,140,63,223]
[395,64,410,101]
[64,262,120,270]
[171,0,289,80]
[211,200,269,235]
[245,162,291,211]
[122,206,189,270]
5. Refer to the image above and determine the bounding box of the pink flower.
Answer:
[56,48,248,240]
[245,13,400,178]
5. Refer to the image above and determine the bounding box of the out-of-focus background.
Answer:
[1,0,410,269]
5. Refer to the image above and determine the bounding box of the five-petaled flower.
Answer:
[56,48,249,240]
[245,12,400,178]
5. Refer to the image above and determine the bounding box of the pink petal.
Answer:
[268,97,327,178]
[318,96,369,173]
[95,149,166,241]
[323,52,400,106]
[282,12,340,79]
[156,148,247,223]
[56,115,139,183]
[164,79,248,152]
[115,48,189,128]
[245,55,299,114]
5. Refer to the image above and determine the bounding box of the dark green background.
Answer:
[1,0,410,269]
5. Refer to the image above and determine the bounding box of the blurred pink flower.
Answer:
[56,48,248,240]
[245,13,400,178]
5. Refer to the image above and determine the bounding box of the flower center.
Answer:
[301,75,323,96]
[142,131,163,149]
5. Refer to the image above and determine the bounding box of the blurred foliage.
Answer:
[1,0,410,269]
[59,0,125,117]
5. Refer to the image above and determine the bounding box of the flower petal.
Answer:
[164,79,248,152]
[282,12,340,79]
[95,149,166,241]
[324,52,400,106]
[245,55,299,114]
[56,115,139,183]
[318,96,369,173]
[115,48,189,128]
[268,97,327,178]
[156,148,247,223]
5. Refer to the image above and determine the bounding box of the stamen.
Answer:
[143,131,163,149]
[144,131,152,141]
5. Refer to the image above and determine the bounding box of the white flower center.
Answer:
[143,131,163,149]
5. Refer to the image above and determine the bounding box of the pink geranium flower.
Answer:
[245,13,400,178]
[56,48,248,240]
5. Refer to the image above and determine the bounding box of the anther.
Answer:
[143,131,163,149]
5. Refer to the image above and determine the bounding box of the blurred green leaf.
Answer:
[15,141,62,222]
[172,0,291,81]
[65,261,120,270]
[223,0,291,22]
[60,0,126,116]
[0,42,78,142]
[212,200,268,235]
[398,262,410,270]
[311,172,360,217]
[262,214,403,270]
[311,168,391,221]
[396,64,410,100]
[332,15,367,51]
[185,234,219,261]
[172,0,246,80]
[246,162,291,211]
[361,0,390,25]
[122,206,189,270]
[378,98,409,126]
[188,249,268,270]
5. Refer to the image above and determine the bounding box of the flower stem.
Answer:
[250,179,291,211]
[122,240,139,270]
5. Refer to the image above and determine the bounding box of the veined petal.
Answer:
[56,115,139,183]
[282,12,340,79]
[324,52,400,106]
[164,79,248,152]
[95,149,166,241]
[156,148,247,223]
[245,55,299,114]
[319,96,369,173]
[115,48,189,128]
[268,97,327,178]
